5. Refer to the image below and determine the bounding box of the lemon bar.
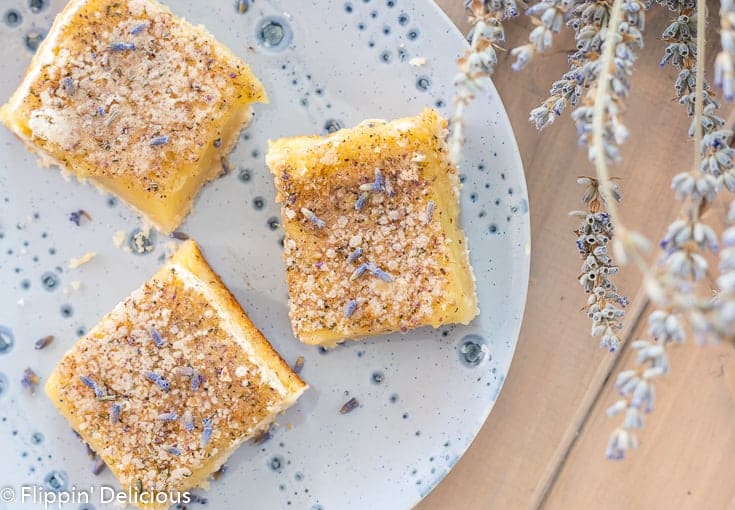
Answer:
[0,0,267,232]
[45,240,306,509]
[266,109,479,346]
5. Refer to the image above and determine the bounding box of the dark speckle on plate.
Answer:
[415,76,431,91]
[0,326,14,354]
[457,335,489,367]
[4,9,22,27]
[41,271,59,290]
[0,373,8,395]
[60,304,73,318]
[270,455,284,472]
[238,168,252,183]
[253,196,265,210]
[371,371,384,384]
[44,470,68,492]
[324,119,343,134]
[24,28,45,52]
[257,17,293,51]
[29,0,47,13]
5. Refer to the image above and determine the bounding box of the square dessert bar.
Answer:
[45,240,306,509]
[266,109,479,346]
[0,0,267,232]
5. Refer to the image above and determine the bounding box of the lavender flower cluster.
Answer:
[448,0,521,163]
[572,178,627,351]
[451,0,735,461]
[528,0,646,137]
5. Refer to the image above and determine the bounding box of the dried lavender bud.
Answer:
[91,457,106,475]
[35,335,54,350]
[340,397,359,414]
[293,356,305,374]
[144,371,170,392]
[22,368,40,394]
[171,231,190,240]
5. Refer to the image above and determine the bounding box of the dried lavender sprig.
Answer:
[448,0,520,164]
[158,412,178,422]
[347,247,363,264]
[344,299,359,318]
[715,0,735,100]
[658,4,734,203]
[572,177,626,352]
[110,403,121,424]
[529,0,615,129]
[80,375,104,398]
[149,326,164,347]
[201,417,213,447]
[183,410,195,431]
[705,202,735,341]
[604,0,708,460]
[604,308,682,459]
[510,0,571,70]
[144,371,170,392]
[301,207,326,229]
[149,135,169,147]
[164,446,181,456]
[110,42,136,51]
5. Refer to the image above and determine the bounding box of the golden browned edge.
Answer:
[166,240,307,396]
[266,109,479,345]
[44,239,306,509]
[0,0,268,233]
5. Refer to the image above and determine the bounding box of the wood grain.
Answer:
[544,304,735,510]
[422,1,734,508]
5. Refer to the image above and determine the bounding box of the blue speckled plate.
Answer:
[0,0,530,508]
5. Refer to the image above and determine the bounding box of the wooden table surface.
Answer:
[421,1,735,509]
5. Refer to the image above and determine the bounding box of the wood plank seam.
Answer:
[535,295,651,508]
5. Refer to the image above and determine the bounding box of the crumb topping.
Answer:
[268,111,471,342]
[15,0,264,197]
[51,264,285,493]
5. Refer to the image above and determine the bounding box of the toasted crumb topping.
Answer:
[51,263,285,493]
[268,110,474,343]
[13,0,264,197]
